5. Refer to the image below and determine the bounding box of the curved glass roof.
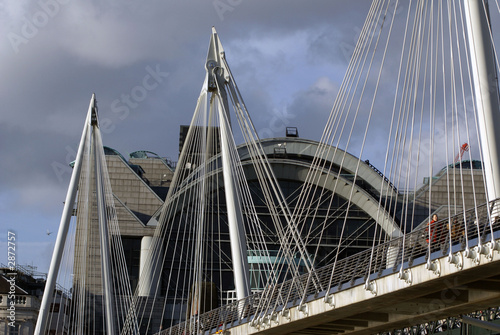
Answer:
[130,150,161,159]
[103,146,128,162]
[129,150,176,170]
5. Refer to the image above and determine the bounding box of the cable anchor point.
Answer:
[426,259,441,276]
[398,268,412,284]
[448,252,463,270]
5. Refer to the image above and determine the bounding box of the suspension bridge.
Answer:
[34,0,500,334]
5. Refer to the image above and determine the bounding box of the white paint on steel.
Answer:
[34,95,94,335]
[464,0,500,201]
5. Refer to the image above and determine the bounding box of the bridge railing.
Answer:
[160,200,500,335]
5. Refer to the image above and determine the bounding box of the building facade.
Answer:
[0,267,70,335]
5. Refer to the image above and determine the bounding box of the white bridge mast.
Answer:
[205,27,251,301]
[464,0,500,201]
[34,95,94,335]
[35,95,117,334]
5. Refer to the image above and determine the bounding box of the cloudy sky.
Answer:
[0,1,374,273]
[2,0,499,274]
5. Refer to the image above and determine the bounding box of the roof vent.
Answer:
[286,127,299,137]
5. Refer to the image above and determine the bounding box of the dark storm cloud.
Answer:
[0,0,372,268]
[2,0,498,277]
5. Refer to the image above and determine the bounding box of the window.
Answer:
[8,323,20,335]
[50,303,60,313]
[121,236,142,291]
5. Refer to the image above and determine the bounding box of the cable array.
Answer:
[37,102,136,334]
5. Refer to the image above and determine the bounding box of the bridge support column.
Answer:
[464,0,500,202]
[138,235,161,296]
[207,28,251,301]
[34,95,94,335]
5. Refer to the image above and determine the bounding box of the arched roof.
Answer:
[154,137,402,237]
[238,138,399,200]
[241,158,401,237]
